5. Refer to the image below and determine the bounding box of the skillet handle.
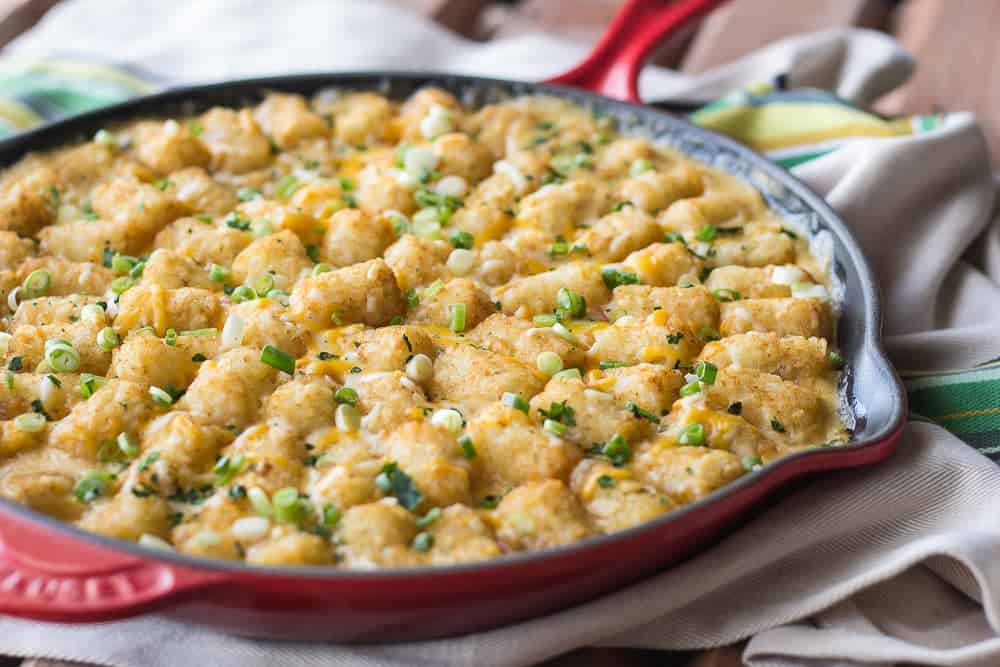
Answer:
[0,509,222,623]
[545,0,731,103]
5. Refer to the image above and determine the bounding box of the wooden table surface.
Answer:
[0,1,994,665]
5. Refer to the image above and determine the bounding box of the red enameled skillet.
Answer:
[0,0,906,642]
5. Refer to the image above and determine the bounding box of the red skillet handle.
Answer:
[0,510,222,623]
[546,0,731,103]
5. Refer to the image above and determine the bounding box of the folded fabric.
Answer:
[1,2,999,666]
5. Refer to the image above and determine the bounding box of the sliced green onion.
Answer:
[45,340,80,372]
[164,328,178,346]
[449,303,467,333]
[536,351,564,376]
[272,487,303,523]
[457,433,476,459]
[266,288,289,304]
[260,345,295,374]
[209,264,230,283]
[742,455,763,472]
[415,507,442,529]
[543,418,567,436]
[599,360,627,370]
[214,454,246,486]
[449,229,474,249]
[423,279,444,300]
[549,240,569,257]
[679,380,702,396]
[253,274,275,295]
[711,288,741,302]
[553,368,582,381]
[334,386,358,406]
[502,392,529,413]
[551,322,576,342]
[275,175,301,199]
[430,408,463,434]
[405,353,433,382]
[412,532,434,552]
[597,474,616,488]
[230,285,256,303]
[237,187,262,202]
[411,210,443,239]
[532,314,558,327]
[80,303,106,324]
[74,470,115,503]
[678,423,705,446]
[149,386,174,406]
[629,159,655,176]
[601,267,639,289]
[601,434,632,465]
[446,248,476,275]
[13,412,46,433]
[829,350,846,370]
[625,401,660,424]
[335,403,360,432]
[22,269,51,298]
[96,326,119,351]
[322,504,341,526]
[556,287,586,318]
[695,224,717,242]
[110,253,137,275]
[700,327,721,342]
[179,327,218,337]
[248,486,272,516]
[312,263,332,277]
[694,360,718,384]
[110,276,136,295]
[250,219,273,238]
[117,432,140,459]
[79,373,107,398]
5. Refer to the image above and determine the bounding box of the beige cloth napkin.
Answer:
[2,2,999,666]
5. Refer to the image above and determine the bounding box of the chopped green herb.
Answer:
[695,224,717,242]
[375,462,423,510]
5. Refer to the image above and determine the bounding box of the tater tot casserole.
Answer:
[0,88,847,569]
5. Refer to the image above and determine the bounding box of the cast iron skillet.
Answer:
[0,0,905,642]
